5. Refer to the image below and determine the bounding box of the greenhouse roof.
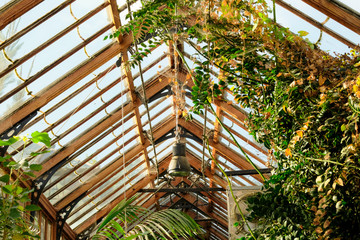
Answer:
[0,0,359,239]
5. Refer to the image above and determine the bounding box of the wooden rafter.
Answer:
[107,0,157,196]
[54,117,176,210]
[302,0,360,35]
[74,174,154,234]
[0,0,44,30]
[35,69,170,176]
[0,42,120,134]
[164,193,228,228]
[179,118,265,183]
[276,0,356,48]
[0,2,111,80]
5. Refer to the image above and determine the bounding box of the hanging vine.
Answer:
[106,0,360,239]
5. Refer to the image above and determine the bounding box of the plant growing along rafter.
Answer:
[0,131,51,240]
[106,0,360,239]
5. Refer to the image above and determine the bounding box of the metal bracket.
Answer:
[148,85,173,103]
[31,158,68,203]
[76,217,103,240]
[0,109,38,157]
[56,192,87,240]
[154,127,202,145]
[30,157,70,219]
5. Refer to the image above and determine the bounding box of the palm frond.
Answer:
[93,196,204,240]
[128,209,203,240]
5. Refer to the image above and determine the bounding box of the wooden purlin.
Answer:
[75,174,154,234]
[0,42,121,134]
[219,132,266,165]
[182,178,227,209]
[0,23,114,105]
[186,211,227,240]
[163,193,228,228]
[74,148,227,235]
[62,120,226,217]
[0,2,110,80]
[143,179,227,237]
[67,156,145,222]
[185,140,253,186]
[47,130,137,201]
[27,68,170,178]
[178,118,264,183]
[0,0,76,50]
[302,0,360,35]
[276,0,356,48]
[54,117,176,210]
[0,0,44,30]
[68,167,148,226]
[222,112,268,155]
[108,0,163,204]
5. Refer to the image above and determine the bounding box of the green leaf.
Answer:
[298,30,309,37]
[104,35,108,40]
[341,124,346,131]
[0,174,10,183]
[0,154,12,162]
[23,171,36,178]
[31,131,51,147]
[29,164,42,172]
[0,136,19,146]
[2,184,13,194]
[25,204,41,211]
[30,150,50,156]
[10,208,21,219]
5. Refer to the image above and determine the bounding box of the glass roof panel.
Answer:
[267,0,355,53]
[338,0,360,13]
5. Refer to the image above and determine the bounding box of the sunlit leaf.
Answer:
[31,131,51,147]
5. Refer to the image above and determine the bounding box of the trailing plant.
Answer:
[92,195,204,239]
[107,0,360,239]
[0,131,51,239]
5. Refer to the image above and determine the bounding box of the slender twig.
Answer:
[206,138,257,239]
[207,102,266,181]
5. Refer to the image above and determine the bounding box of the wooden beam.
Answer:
[54,117,175,210]
[186,152,228,189]
[0,2,110,80]
[36,101,135,176]
[162,196,228,240]
[0,27,139,134]
[0,0,76,50]
[0,43,119,134]
[138,187,225,193]
[302,0,360,35]
[0,24,113,105]
[276,0,356,48]
[74,174,155,234]
[170,193,228,228]
[225,168,272,176]
[213,99,247,123]
[24,69,173,180]
[209,226,228,240]
[178,118,264,183]
[0,0,43,30]
[182,178,227,210]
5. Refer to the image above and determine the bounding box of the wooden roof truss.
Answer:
[0,0,359,239]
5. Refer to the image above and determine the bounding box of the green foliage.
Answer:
[105,0,360,238]
[0,132,50,239]
[93,195,204,239]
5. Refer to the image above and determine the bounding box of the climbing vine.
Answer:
[108,0,360,239]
